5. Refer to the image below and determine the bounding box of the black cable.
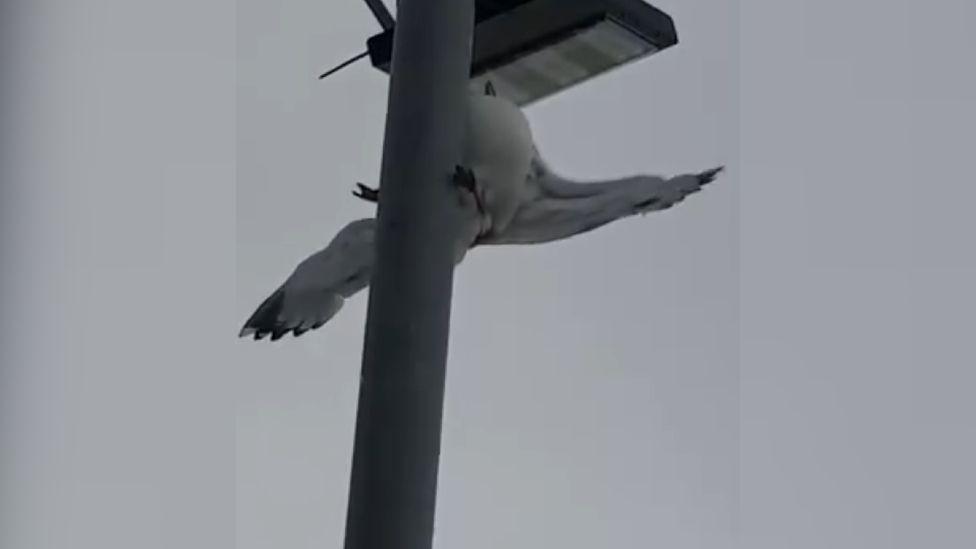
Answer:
[318,51,370,80]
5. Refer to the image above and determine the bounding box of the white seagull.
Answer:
[240,83,724,341]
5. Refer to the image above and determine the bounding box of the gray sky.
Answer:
[739,1,976,546]
[3,0,974,548]
[236,1,737,547]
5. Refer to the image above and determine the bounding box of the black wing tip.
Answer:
[239,288,289,342]
[238,288,330,342]
[698,166,726,185]
[239,325,321,342]
[238,326,316,342]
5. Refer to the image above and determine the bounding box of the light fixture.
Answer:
[365,0,678,106]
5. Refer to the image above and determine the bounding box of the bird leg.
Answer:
[351,166,484,215]
[452,165,485,215]
[352,182,379,203]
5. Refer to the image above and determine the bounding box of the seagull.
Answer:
[240,83,724,341]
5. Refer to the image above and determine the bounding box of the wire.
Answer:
[318,51,370,80]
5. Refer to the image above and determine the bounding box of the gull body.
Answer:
[463,92,535,236]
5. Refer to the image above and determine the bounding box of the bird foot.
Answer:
[352,167,483,212]
[352,182,379,203]
[452,165,485,214]
[452,165,477,192]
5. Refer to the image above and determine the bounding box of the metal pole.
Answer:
[343,1,474,548]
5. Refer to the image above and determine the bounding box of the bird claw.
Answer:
[452,165,485,214]
[352,168,483,212]
[352,182,379,203]
[452,165,477,192]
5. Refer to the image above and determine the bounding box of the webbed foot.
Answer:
[452,165,484,214]
[352,182,379,203]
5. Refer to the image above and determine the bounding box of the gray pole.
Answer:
[343,1,475,548]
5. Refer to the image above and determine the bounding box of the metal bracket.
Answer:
[363,0,395,30]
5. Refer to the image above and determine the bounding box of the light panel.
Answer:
[366,0,678,107]
[470,18,659,105]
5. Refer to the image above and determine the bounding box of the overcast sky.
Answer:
[3,1,974,548]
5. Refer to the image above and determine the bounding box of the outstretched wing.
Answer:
[478,154,723,245]
[239,218,376,341]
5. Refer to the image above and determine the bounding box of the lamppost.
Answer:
[343,1,475,548]
[340,2,678,548]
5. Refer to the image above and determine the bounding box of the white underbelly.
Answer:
[463,95,535,233]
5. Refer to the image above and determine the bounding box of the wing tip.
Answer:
[239,287,341,342]
[698,165,725,185]
[239,288,287,342]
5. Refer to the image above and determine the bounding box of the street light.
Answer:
[366,0,678,105]
[337,2,678,548]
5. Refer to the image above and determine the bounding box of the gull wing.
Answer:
[239,218,375,341]
[478,154,723,245]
